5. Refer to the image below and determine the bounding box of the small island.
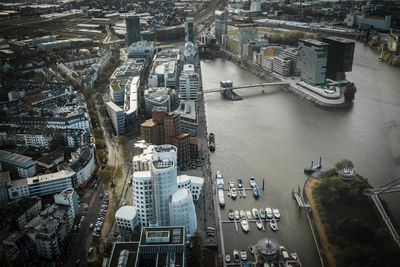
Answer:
[305,159,400,267]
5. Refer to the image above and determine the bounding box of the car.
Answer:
[77,223,81,228]
[100,194,103,199]
[88,247,94,255]
[89,223,94,229]
[122,202,126,206]
[73,225,78,232]
[75,258,81,265]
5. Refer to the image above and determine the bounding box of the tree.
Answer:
[334,159,354,170]
[95,139,105,149]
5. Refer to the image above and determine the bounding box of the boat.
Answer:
[216,171,223,179]
[253,185,259,198]
[304,157,322,174]
[237,179,243,188]
[252,208,259,219]
[246,210,252,220]
[269,218,278,231]
[216,171,224,189]
[249,176,256,187]
[225,252,231,263]
[241,219,249,232]
[218,190,225,207]
[377,56,383,62]
[291,252,298,260]
[234,210,240,220]
[229,179,235,188]
[260,209,266,219]
[231,187,237,199]
[240,210,246,219]
[228,209,234,220]
[273,208,281,219]
[256,219,262,230]
[248,246,254,255]
[209,133,215,142]
[266,207,273,219]
[240,250,247,261]
[233,249,240,263]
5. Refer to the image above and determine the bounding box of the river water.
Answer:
[201,42,400,266]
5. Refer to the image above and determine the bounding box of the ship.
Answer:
[304,157,322,174]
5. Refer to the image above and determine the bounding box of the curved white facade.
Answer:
[169,189,197,236]
[132,171,153,227]
[151,145,177,226]
[116,205,138,231]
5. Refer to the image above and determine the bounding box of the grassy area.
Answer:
[310,159,400,266]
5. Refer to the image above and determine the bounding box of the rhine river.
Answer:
[201,42,400,266]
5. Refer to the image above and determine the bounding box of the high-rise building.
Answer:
[106,102,125,136]
[250,1,261,12]
[179,64,199,102]
[126,16,141,46]
[132,171,153,227]
[237,24,258,58]
[297,39,328,86]
[185,18,194,43]
[322,36,355,82]
[54,188,79,231]
[215,10,227,44]
[151,145,178,226]
[169,189,197,235]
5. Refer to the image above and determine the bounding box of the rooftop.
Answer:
[154,145,177,153]
[106,101,124,112]
[141,119,156,128]
[0,149,34,167]
[171,188,190,203]
[153,159,174,169]
[36,150,64,166]
[140,226,184,246]
[108,242,139,267]
[300,38,328,47]
[26,170,75,185]
[115,205,137,220]
[322,36,355,44]
[0,171,11,185]
[111,79,126,92]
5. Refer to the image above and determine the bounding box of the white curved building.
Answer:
[169,189,197,236]
[151,145,177,226]
[115,205,138,231]
[132,171,153,227]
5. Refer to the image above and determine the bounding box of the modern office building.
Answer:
[126,16,141,46]
[322,36,355,82]
[151,145,178,226]
[144,88,171,118]
[184,41,197,66]
[250,1,261,12]
[132,171,154,227]
[171,133,191,163]
[0,150,36,179]
[169,189,197,236]
[171,100,198,137]
[215,10,227,44]
[107,226,186,267]
[179,64,199,102]
[282,47,300,76]
[273,57,291,76]
[237,24,258,58]
[185,18,194,43]
[177,174,204,201]
[297,39,328,86]
[128,41,155,59]
[109,79,126,104]
[116,206,138,231]
[106,102,125,136]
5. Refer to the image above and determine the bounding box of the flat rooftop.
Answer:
[27,170,75,185]
[36,150,64,166]
[0,149,33,167]
[108,242,139,267]
[322,36,355,44]
[140,226,184,246]
[300,38,328,46]
[153,159,174,169]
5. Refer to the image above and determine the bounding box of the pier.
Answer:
[292,186,311,209]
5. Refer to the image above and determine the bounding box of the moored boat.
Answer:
[240,210,246,219]
[228,209,234,220]
[248,246,254,255]
[266,207,273,219]
[225,252,231,263]
[253,185,259,198]
[218,190,225,207]
[241,219,249,232]
[270,218,278,231]
[273,208,281,219]
[256,219,262,230]
[240,250,247,261]
[233,249,240,263]
[234,210,240,220]
[260,209,266,219]
[231,187,237,199]
[246,210,252,220]
[237,179,243,188]
[252,208,259,219]
[249,176,256,187]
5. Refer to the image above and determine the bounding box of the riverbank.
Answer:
[216,49,350,109]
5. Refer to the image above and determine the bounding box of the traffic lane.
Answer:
[66,183,105,266]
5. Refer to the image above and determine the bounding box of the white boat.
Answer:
[218,190,225,207]
[233,249,240,263]
[240,210,246,219]
[246,210,252,220]
[256,219,262,230]
[231,188,237,199]
[229,179,235,188]
[273,208,281,219]
[270,218,278,231]
[260,209,266,219]
[291,252,298,260]
[241,219,249,232]
[266,207,273,219]
[252,208,259,219]
[240,250,247,261]
[234,210,240,220]
[249,176,256,187]
[225,252,231,263]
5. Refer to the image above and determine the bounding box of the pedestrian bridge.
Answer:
[203,80,289,100]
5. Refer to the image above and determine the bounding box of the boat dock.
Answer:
[292,186,310,209]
